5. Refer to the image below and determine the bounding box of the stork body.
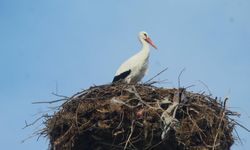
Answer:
[112,31,157,84]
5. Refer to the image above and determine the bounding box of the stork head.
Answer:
[139,31,157,49]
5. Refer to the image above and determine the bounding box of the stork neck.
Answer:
[140,38,150,53]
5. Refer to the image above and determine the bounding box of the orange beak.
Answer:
[145,37,157,49]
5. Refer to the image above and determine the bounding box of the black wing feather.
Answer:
[112,70,131,83]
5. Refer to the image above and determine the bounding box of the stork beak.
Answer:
[145,37,157,49]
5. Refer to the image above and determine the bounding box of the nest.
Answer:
[43,83,238,150]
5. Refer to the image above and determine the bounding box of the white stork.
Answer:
[112,31,157,84]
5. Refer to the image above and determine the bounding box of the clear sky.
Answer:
[0,0,250,149]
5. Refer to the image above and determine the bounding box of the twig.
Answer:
[21,130,44,143]
[32,91,71,104]
[178,68,186,88]
[52,92,69,99]
[32,98,68,104]
[115,112,124,129]
[233,128,243,145]
[184,84,195,90]
[212,98,228,150]
[198,80,212,96]
[186,107,204,134]
[124,120,135,150]
[127,86,154,109]
[145,67,168,84]
[111,97,140,109]
[70,89,88,98]
[145,79,169,85]
[22,115,46,129]
[231,119,250,132]
[54,125,73,146]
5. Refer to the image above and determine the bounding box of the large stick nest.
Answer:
[43,84,238,150]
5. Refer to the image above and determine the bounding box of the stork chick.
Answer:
[112,31,157,84]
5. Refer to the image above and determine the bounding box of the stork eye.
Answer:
[144,33,147,37]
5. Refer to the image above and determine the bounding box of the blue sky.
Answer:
[0,0,250,149]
